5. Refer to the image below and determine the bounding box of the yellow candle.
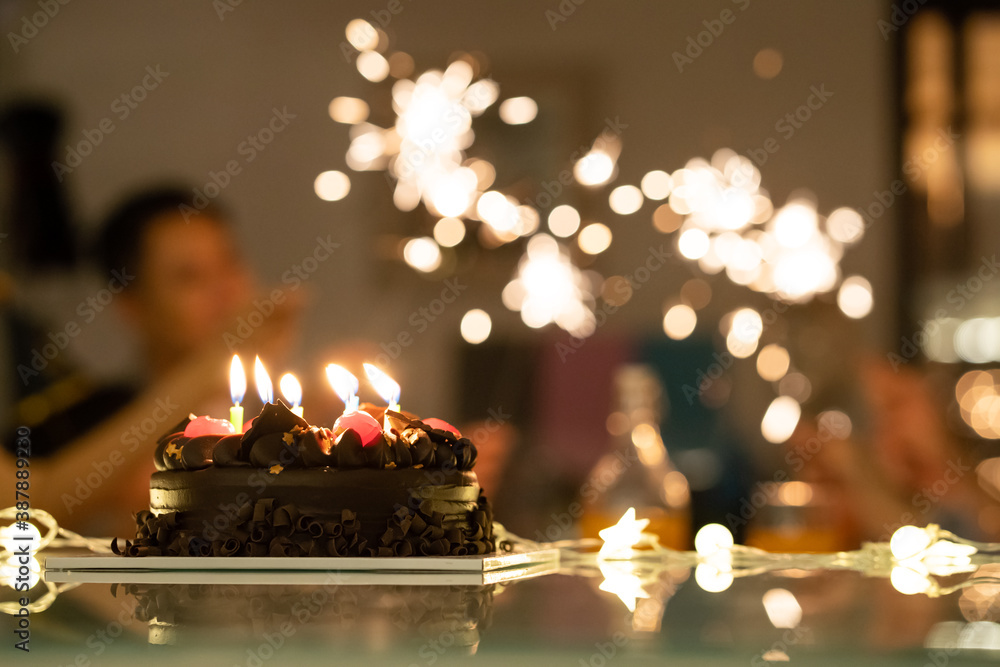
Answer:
[230,405,244,433]
[230,355,247,431]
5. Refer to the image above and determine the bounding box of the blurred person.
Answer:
[3,187,301,536]
[789,361,996,544]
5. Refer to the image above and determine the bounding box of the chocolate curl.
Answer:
[409,514,427,535]
[220,538,242,556]
[393,541,414,557]
[421,524,445,542]
[341,509,359,534]
[249,526,272,544]
[420,539,449,556]
[467,540,488,555]
[376,546,393,557]
[237,502,254,522]
[296,515,323,538]
[269,537,296,557]
[252,498,275,523]
[111,538,126,556]
[453,545,469,556]
[273,504,299,531]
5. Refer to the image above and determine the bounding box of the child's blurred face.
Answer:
[127,212,252,361]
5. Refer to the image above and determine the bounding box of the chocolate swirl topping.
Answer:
[153,401,478,472]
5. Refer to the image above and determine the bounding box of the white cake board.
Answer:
[43,556,558,586]
[44,548,559,586]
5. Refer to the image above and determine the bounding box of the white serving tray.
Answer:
[44,548,559,586]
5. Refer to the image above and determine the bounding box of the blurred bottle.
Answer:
[579,364,691,550]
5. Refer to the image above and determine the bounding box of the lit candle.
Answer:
[325,363,359,414]
[280,373,304,418]
[229,354,246,432]
[255,356,273,404]
[363,363,401,412]
[326,363,381,445]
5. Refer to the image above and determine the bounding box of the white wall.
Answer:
[0,0,893,427]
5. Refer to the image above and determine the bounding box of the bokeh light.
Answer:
[548,204,581,238]
[433,217,466,247]
[756,344,790,382]
[641,170,673,200]
[609,185,644,215]
[314,170,351,201]
[498,96,538,124]
[578,223,613,254]
[761,395,801,443]
[403,236,442,273]
[460,309,492,344]
[328,96,370,124]
[663,304,697,340]
[837,276,874,319]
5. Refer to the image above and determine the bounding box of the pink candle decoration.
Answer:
[184,416,237,437]
[420,418,461,437]
[334,410,383,447]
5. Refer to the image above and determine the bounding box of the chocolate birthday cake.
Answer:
[113,401,496,558]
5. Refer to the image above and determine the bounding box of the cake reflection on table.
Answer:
[112,580,495,652]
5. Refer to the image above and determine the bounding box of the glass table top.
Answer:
[11,548,1000,666]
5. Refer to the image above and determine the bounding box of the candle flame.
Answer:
[326,364,359,410]
[279,373,302,407]
[363,363,400,408]
[230,354,246,405]
[255,356,273,404]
